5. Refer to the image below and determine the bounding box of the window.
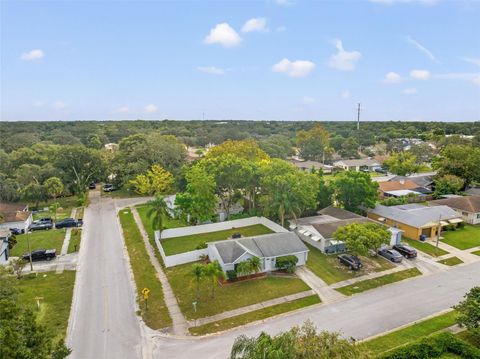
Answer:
[477,213,480,219]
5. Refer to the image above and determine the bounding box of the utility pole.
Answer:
[357,103,361,130]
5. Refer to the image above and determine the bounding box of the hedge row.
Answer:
[379,332,480,359]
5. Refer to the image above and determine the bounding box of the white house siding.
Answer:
[455,210,480,225]
[0,215,32,233]
[0,241,9,264]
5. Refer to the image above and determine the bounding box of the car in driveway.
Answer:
[103,183,116,192]
[10,228,25,235]
[22,249,56,261]
[29,221,54,231]
[378,248,403,263]
[89,182,96,189]
[337,254,363,271]
[393,244,417,259]
[55,218,82,229]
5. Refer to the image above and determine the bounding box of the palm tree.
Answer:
[190,263,205,299]
[50,202,60,222]
[146,195,169,238]
[247,257,262,274]
[204,260,224,298]
[235,261,251,278]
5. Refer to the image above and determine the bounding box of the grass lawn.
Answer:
[189,295,320,336]
[441,225,480,250]
[472,250,480,256]
[335,268,422,296]
[68,228,82,253]
[32,196,79,221]
[136,205,186,242]
[165,262,311,319]
[161,224,274,256]
[456,331,480,348]
[10,229,65,256]
[119,208,172,329]
[361,311,458,355]
[437,256,463,266]
[75,207,84,219]
[402,238,449,257]
[305,244,394,285]
[15,271,76,342]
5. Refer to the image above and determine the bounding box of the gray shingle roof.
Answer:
[335,158,380,167]
[313,218,373,239]
[369,204,461,228]
[429,196,480,213]
[318,206,363,220]
[214,241,247,264]
[390,175,433,188]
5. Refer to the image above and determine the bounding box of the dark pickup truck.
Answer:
[22,249,56,261]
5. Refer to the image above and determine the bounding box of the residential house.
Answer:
[291,160,334,174]
[389,175,434,191]
[464,187,480,196]
[0,202,33,233]
[207,232,308,273]
[0,228,11,264]
[378,179,432,201]
[333,158,381,172]
[291,206,403,253]
[428,196,480,225]
[367,203,462,240]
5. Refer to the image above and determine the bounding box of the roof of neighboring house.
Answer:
[0,228,11,239]
[383,189,426,197]
[292,160,333,170]
[334,158,380,167]
[429,196,480,214]
[211,232,308,264]
[379,180,419,192]
[390,175,434,188]
[312,218,373,239]
[368,204,461,228]
[465,187,480,196]
[318,206,363,220]
[0,202,31,223]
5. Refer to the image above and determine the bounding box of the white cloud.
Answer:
[196,66,225,75]
[403,87,418,95]
[53,101,67,110]
[242,18,268,33]
[328,39,361,71]
[302,96,315,104]
[117,106,129,113]
[272,58,315,77]
[405,36,440,63]
[145,104,157,113]
[410,69,431,80]
[384,72,403,84]
[204,23,242,48]
[21,49,45,61]
[341,90,351,99]
[435,73,480,86]
[370,0,439,5]
[460,57,480,67]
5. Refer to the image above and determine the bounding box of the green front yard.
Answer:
[472,250,480,256]
[32,196,79,221]
[165,262,310,319]
[119,208,172,329]
[10,229,65,256]
[161,224,274,256]
[437,256,463,266]
[189,295,320,336]
[305,244,395,285]
[335,268,422,296]
[441,225,480,250]
[15,271,76,342]
[402,238,449,257]
[136,204,186,242]
[68,228,82,253]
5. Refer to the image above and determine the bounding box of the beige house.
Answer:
[429,196,480,225]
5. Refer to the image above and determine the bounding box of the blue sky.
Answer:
[1,0,479,122]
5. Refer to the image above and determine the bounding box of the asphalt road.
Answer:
[67,191,146,359]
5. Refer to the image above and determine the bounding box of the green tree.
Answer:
[259,135,294,159]
[383,152,420,176]
[453,287,480,337]
[50,202,61,222]
[333,222,390,256]
[339,137,360,159]
[206,139,269,162]
[236,257,262,277]
[0,173,20,202]
[409,143,436,164]
[434,174,465,197]
[433,144,480,186]
[190,263,205,299]
[44,176,64,201]
[146,195,169,238]
[296,125,331,162]
[20,181,47,209]
[332,172,378,214]
[129,164,174,195]
[204,260,224,298]
[317,172,333,210]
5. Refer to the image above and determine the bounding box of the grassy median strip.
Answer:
[119,208,172,329]
[16,271,76,342]
[361,311,458,355]
[472,250,480,256]
[403,238,449,257]
[189,295,320,336]
[67,228,82,253]
[335,268,422,296]
[437,256,463,266]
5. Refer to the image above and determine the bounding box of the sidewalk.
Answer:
[427,239,479,264]
[295,266,345,303]
[188,289,316,327]
[130,206,189,336]
[56,207,77,274]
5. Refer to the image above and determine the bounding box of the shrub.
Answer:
[457,222,465,229]
[195,241,207,250]
[226,270,237,281]
[275,255,299,273]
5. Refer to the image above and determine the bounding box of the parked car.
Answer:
[29,221,54,231]
[103,184,116,192]
[378,248,403,263]
[374,168,388,174]
[55,218,81,229]
[10,228,25,235]
[34,217,53,225]
[393,244,417,258]
[337,254,363,271]
[89,182,96,189]
[22,249,56,261]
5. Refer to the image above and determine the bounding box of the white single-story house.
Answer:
[0,228,11,265]
[429,196,480,225]
[0,202,33,233]
[291,160,334,174]
[333,158,381,172]
[207,232,308,273]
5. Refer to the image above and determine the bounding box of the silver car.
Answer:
[378,248,403,263]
